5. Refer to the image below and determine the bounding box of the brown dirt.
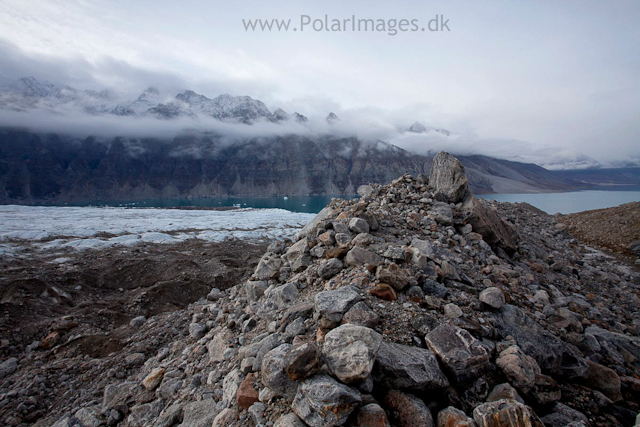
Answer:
[0,239,266,354]
[562,201,640,259]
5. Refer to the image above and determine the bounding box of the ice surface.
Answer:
[0,206,315,255]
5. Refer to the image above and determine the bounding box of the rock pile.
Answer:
[2,152,639,427]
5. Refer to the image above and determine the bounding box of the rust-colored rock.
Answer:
[237,373,260,410]
[325,246,349,259]
[369,284,397,301]
[40,332,61,350]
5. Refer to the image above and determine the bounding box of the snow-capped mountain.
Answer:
[407,121,453,136]
[0,77,117,114]
[0,77,307,124]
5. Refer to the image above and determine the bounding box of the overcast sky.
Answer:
[0,0,639,165]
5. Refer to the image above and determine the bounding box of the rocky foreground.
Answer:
[1,152,640,427]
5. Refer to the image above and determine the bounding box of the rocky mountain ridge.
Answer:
[0,77,311,124]
[0,130,589,203]
[1,152,638,427]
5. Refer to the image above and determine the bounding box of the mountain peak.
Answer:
[10,76,60,98]
[408,122,427,133]
[326,112,339,123]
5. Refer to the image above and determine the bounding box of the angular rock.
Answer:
[284,343,321,381]
[472,399,543,427]
[431,202,454,226]
[296,206,334,240]
[369,283,397,301]
[357,184,375,199]
[425,324,489,384]
[314,286,361,322]
[142,367,165,391]
[318,258,343,279]
[246,280,269,301]
[486,383,524,404]
[212,408,238,427]
[437,407,476,427]
[342,301,380,328]
[583,360,622,401]
[274,413,307,427]
[540,403,589,427]
[460,194,519,254]
[286,238,312,272]
[373,341,449,391]
[292,375,362,427]
[208,329,231,363]
[325,246,349,259]
[74,407,103,427]
[237,373,260,410]
[260,283,299,317]
[261,343,297,401]
[352,232,374,247]
[182,399,219,427]
[357,403,391,427]
[345,246,382,267]
[496,345,541,394]
[335,232,352,247]
[429,151,469,204]
[128,399,164,426]
[492,305,588,379]
[0,357,18,379]
[323,324,382,383]
[349,217,370,234]
[254,251,282,280]
[189,323,207,339]
[376,263,410,290]
[318,230,336,246]
[479,287,505,309]
[222,368,244,408]
[384,389,435,427]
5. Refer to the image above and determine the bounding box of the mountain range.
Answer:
[0,77,314,124]
[0,77,634,203]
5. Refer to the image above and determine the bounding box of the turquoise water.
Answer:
[480,189,640,214]
[51,188,640,215]
[61,195,356,214]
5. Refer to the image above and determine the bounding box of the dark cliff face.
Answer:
[0,129,590,203]
[0,130,430,202]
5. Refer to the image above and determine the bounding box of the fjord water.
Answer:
[57,188,640,215]
[480,188,640,214]
[61,195,353,214]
